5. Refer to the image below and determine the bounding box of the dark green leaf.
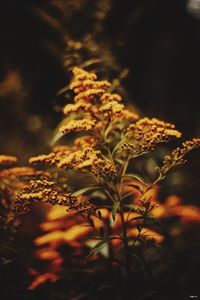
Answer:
[72,186,101,197]
[86,239,110,259]
[112,201,120,221]
[122,173,148,186]
[87,236,121,259]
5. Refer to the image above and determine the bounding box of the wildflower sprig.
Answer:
[0,157,50,228]
[19,67,200,277]
[156,138,200,182]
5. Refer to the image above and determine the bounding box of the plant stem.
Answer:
[119,203,130,277]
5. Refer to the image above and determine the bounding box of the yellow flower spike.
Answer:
[19,179,73,206]
[100,101,124,115]
[63,102,92,115]
[72,67,97,81]
[74,136,97,148]
[59,119,96,134]
[70,79,110,94]
[113,109,139,121]
[29,153,57,165]
[74,89,105,103]
[100,93,122,103]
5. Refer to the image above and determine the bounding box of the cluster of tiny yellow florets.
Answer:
[60,119,96,134]
[157,138,200,177]
[59,67,138,138]
[0,157,49,228]
[30,146,116,180]
[29,146,73,166]
[67,194,94,214]
[123,117,182,154]
[74,135,97,148]
[23,67,200,216]
[19,179,94,214]
[70,67,110,99]
[19,179,72,206]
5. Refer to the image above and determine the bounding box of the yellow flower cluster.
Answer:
[0,155,17,166]
[63,101,92,115]
[57,147,99,170]
[113,109,139,121]
[101,92,122,104]
[126,117,182,152]
[29,146,73,166]
[60,119,96,134]
[60,67,138,138]
[29,145,116,181]
[74,136,97,148]
[67,194,94,214]
[66,148,114,177]
[27,67,197,220]
[70,67,110,100]
[19,179,72,206]
[158,138,200,176]
[19,179,94,214]
[0,164,50,228]
[100,101,124,115]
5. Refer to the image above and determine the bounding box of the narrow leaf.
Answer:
[112,201,120,221]
[72,186,101,197]
[122,173,148,186]
[87,239,110,259]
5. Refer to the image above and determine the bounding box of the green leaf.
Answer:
[122,173,148,186]
[86,239,110,259]
[122,192,135,200]
[56,85,70,96]
[72,186,102,197]
[86,236,121,259]
[112,201,120,221]
[114,158,124,165]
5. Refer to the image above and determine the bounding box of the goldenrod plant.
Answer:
[19,67,200,279]
[0,155,51,267]
[0,155,31,229]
